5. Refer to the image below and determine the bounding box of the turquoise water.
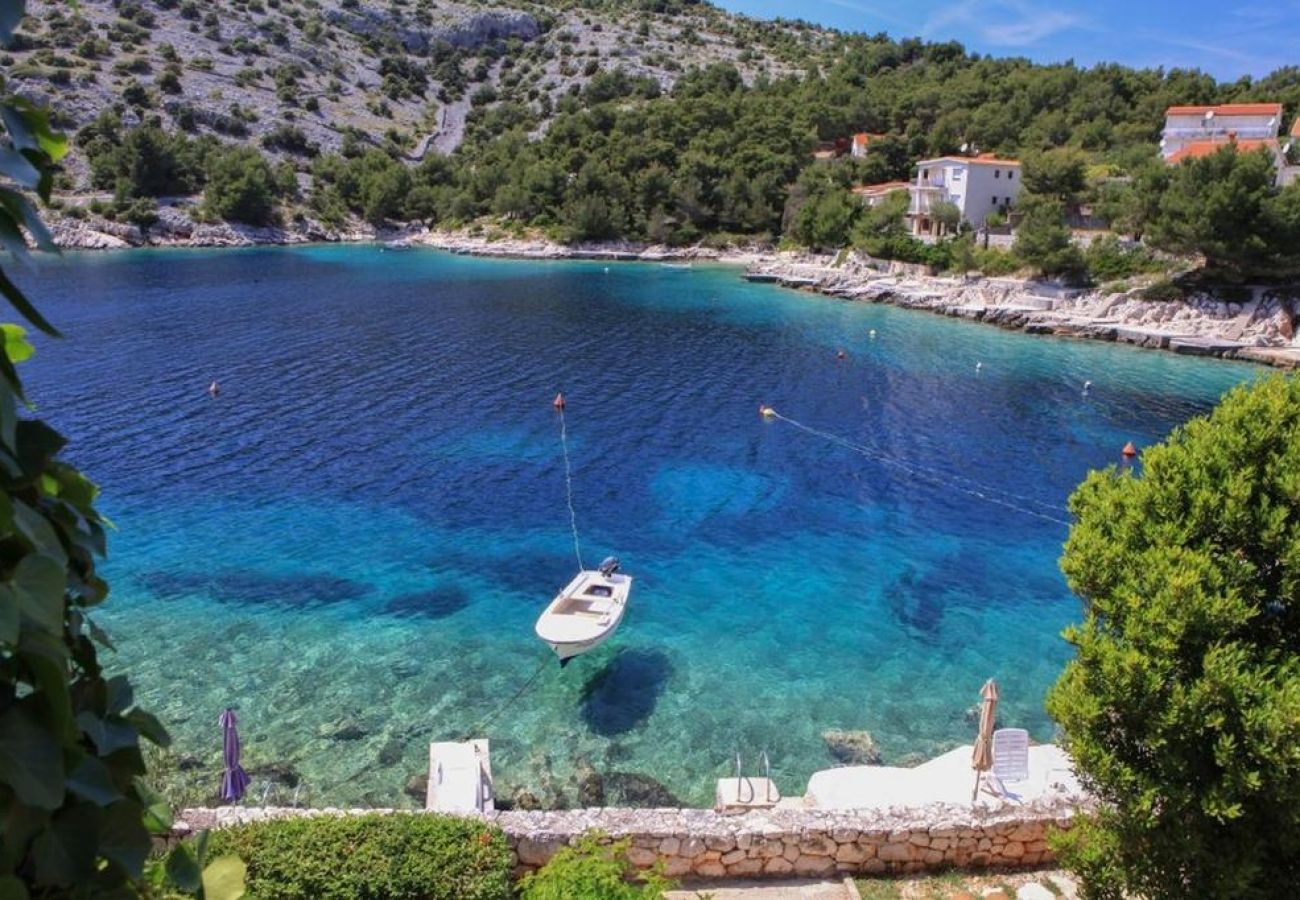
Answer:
[20,246,1257,808]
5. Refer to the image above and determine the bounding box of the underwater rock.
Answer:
[390,659,422,680]
[177,754,205,771]
[318,719,369,741]
[603,771,682,808]
[403,774,428,802]
[823,729,883,765]
[512,788,542,810]
[575,757,605,807]
[377,736,404,767]
[247,762,301,788]
[382,584,472,620]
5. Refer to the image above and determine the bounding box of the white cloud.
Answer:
[922,0,1086,48]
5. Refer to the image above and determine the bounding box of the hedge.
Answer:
[205,813,513,900]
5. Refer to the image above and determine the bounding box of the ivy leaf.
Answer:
[12,551,66,636]
[0,99,67,164]
[67,756,123,807]
[0,323,32,363]
[76,712,139,756]
[202,856,248,900]
[106,675,133,714]
[0,875,30,900]
[86,616,115,650]
[0,584,15,644]
[0,146,39,190]
[126,707,170,748]
[12,502,67,567]
[136,781,172,834]
[31,803,100,885]
[0,704,65,809]
[164,844,202,893]
[100,800,151,876]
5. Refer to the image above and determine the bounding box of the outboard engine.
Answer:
[598,556,621,577]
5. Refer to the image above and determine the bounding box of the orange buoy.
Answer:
[553,392,565,411]
[1121,441,1137,458]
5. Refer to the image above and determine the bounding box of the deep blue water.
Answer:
[18,246,1257,807]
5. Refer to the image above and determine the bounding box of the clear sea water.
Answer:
[19,246,1257,808]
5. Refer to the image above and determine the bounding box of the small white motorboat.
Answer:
[535,557,631,665]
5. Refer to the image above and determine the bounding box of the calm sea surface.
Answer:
[19,246,1257,807]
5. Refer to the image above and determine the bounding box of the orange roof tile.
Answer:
[1167,138,1279,164]
[1292,117,1300,138]
[1165,103,1282,117]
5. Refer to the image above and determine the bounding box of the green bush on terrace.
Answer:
[205,812,514,900]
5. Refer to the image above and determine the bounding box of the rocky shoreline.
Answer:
[49,214,1300,367]
[741,254,1300,369]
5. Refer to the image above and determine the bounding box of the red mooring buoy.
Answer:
[553,392,565,411]
[1122,441,1137,458]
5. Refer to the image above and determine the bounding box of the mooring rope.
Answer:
[558,403,586,571]
[768,410,1072,527]
[458,653,552,741]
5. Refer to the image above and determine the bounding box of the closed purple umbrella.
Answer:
[219,708,250,804]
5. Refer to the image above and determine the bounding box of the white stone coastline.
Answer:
[178,793,1091,879]
[48,213,1300,368]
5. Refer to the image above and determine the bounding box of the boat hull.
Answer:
[535,569,632,665]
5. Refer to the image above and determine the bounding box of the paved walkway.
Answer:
[664,879,850,899]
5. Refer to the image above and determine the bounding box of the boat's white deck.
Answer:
[803,744,1082,810]
[535,571,630,644]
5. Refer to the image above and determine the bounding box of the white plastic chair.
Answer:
[989,728,1030,796]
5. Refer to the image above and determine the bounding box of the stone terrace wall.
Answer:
[181,797,1089,879]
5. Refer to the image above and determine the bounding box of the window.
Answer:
[991,196,998,205]
[1008,170,1015,179]
[994,170,1001,178]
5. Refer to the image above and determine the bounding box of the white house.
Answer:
[850,133,884,158]
[1160,103,1282,161]
[907,155,1022,239]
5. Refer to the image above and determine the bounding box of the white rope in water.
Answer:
[769,411,1072,528]
[558,404,586,571]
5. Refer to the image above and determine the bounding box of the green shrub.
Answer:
[1139,278,1185,302]
[1082,234,1162,283]
[207,813,513,900]
[519,833,675,900]
[1047,375,1300,899]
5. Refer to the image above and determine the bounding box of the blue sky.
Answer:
[713,0,1298,80]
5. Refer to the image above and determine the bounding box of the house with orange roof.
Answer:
[851,180,909,206]
[850,133,885,159]
[907,154,1022,239]
[1160,103,1282,161]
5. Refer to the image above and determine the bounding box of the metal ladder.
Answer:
[732,750,776,803]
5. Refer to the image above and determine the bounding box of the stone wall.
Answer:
[180,797,1087,879]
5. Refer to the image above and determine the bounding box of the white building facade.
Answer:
[907,156,1022,239]
[1160,103,1282,160]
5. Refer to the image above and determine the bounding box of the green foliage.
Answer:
[1082,234,1163,283]
[1144,147,1300,279]
[0,4,241,894]
[519,832,675,900]
[1047,375,1300,899]
[207,812,514,900]
[203,145,281,225]
[1013,196,1084,278]
[1021,148,1088,204]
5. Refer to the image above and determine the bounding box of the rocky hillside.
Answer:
[11,0,835,182]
